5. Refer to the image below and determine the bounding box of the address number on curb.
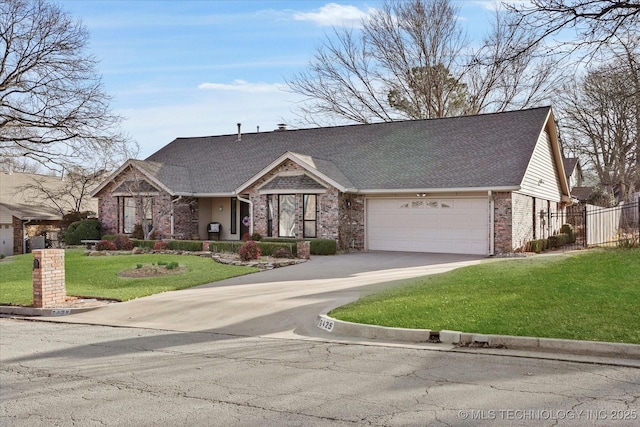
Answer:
[317,318,334,332]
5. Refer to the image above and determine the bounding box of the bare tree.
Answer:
[465,9,565,113]
[287,0,468,124]
[0,0,130,171]
[558,38,640,202]
[287,0,562,126]
[0,157,41,173]
[506,0,640,58]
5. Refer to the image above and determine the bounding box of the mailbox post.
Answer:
[32,249,66,308]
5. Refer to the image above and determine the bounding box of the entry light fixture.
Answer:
[416,193,427,197]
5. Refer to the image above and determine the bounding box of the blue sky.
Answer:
[57,1,500,158]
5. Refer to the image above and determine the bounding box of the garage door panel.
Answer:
[367,198,489,255]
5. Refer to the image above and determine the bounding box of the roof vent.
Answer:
[237,123,241,141]
[276,123,287,131]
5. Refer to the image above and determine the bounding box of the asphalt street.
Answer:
[2,319,639,426]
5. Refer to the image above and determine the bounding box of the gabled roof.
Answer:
[563,158,580,178]
[101,106,564,196]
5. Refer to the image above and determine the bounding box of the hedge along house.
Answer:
[91,106,571,255]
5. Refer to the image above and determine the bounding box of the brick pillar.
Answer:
[296,241,311,260]
[32,249,66,308]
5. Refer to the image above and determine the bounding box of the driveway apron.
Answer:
[39,252,483,338]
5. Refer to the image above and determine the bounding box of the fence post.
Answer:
[583,204,588,248]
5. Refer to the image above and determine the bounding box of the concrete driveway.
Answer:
[42,252,483,338]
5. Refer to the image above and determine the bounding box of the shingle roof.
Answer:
[143,106,553,194]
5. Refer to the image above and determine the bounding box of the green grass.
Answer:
[0,249,257,306]
[330,249,640,344]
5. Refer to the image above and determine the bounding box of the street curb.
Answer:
[0,305,104,317]
[317,314,640,359]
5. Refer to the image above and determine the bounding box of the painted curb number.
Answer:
[51,309,71,316]
[317,318,334,332]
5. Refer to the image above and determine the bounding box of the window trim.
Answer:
[303,194,317,238]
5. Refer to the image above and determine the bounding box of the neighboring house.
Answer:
[563,157,594,204]
[92,106,571,255]
[0,172,98,256]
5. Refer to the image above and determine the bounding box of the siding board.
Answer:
[520,131,562,202]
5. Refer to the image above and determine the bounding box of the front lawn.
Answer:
[0,249,257,306]
[330,249,640,344]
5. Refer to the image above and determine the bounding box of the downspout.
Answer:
[236,195,253,235]
[170,196,183,238]
[23,219,32,254]
[488,191,495,256]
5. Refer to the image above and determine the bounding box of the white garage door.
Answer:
[366,198,489,255]
[0,225,13,257]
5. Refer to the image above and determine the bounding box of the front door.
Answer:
[240,201,250,238]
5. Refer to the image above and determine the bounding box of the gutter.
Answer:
[359,186,520,194]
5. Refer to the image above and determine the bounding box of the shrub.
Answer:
[131,223,145,240]
[58,211,94,235]
[560,224,577,244]
[549,233,569,248]
[165,261,179,270]
[310,239,337,255]
[64,219,101,245]
[526,239,547,253]
[153,240,168,250]
[254,242,295,257]
[272,247,294,258]
[617,235,640,249]
[238,240,261,261]
[167,240,203,251]
[207,241,244,253]
[95,240,117,251]
[134,239,156,249]
[249,232,262,241]
[101,234,117,241]
[113,235,134,250]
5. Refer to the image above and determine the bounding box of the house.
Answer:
[0,171,98,256]
[92,106,572,255]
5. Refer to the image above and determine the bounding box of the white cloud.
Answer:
[198,79,286,93]
[293,3,372,27]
